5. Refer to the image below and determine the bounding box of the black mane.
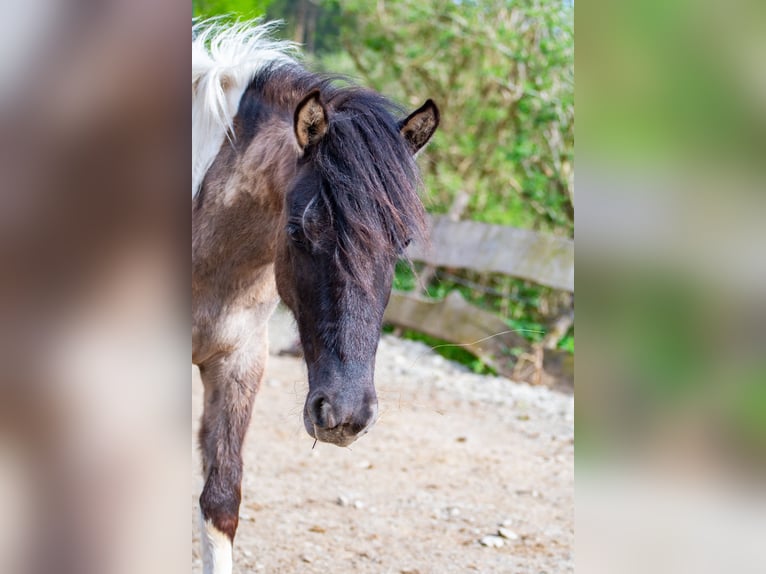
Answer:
[240,64,427,280]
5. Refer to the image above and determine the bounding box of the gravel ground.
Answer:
[192,307,574,573]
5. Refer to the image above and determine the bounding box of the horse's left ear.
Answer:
[294,90,328,150]
[399,99,440,155]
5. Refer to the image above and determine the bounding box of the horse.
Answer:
[192,19,439,573]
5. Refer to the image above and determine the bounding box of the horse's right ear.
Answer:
[399,99,440,155]
[294,90,328,150]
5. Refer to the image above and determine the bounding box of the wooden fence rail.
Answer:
[383,290,529,363]
[384,215,574,388]
[406,215,574,292]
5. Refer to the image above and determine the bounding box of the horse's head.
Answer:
[275,89,438,446]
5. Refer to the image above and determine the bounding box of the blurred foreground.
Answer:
[0,1,188,573]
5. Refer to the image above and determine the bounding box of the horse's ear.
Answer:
[399,99,440,155]
[294,90,328,149]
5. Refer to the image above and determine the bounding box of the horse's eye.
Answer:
[286,224,307,247]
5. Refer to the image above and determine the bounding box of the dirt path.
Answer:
[192,308,574,573]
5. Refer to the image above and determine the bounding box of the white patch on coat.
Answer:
[200,512,233,574]
[192,18,298,198]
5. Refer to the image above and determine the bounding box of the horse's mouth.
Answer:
[304,416,375,447]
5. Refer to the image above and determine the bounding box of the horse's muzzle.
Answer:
[303,390,379,447]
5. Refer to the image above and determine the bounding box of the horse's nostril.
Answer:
[309,395,337,429]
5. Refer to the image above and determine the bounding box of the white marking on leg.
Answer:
[200,512,233,574]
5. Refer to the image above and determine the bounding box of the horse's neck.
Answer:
[192,122,297,282]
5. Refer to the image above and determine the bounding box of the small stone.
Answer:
[300,554,313,563]
[498,527,519,540]
[479,535,505,548]
[337,495,350,507]
[353,500,365,509]
[308,525,325,533]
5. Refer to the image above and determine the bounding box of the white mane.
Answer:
[192,18,298,198]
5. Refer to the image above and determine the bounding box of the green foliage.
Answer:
[559,332,575,354]
[193,0,273,20]
[724,372,766,455]
[266,0,345,55]
[336,0,574,235]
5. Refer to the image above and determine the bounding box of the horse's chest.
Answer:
[192,264,279,364]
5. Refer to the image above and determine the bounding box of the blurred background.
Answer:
[576,0,766,573]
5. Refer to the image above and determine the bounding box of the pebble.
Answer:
[479,535,505,548]
[498,527,519,540]
[337,495,350,507]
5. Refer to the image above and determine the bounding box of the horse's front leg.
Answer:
[197,341,267,574]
